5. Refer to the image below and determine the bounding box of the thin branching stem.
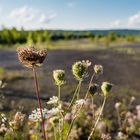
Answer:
[116,108,121,128]
[32,67,46,140]
[58,85,61,102]
[69,80,81,108]
[65,116,76,140]
[66,72,96,140]
[88,96,107,140]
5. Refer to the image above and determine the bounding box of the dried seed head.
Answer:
[17,46,47,68]
[94,65,103,75]
[53,70,65,86]
[101,82,113,97]
[88,84,99,96]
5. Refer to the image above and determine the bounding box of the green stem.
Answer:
[53,125,57,140]
[85,72,95,99]
[65,116,76,140]
[76,81,82,100]
[58,85,61,102]
[66,72,96,139]
[69,81,81,108]
[88,97,107,140]
[116,109,121,129]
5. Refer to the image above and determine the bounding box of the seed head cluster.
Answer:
[17,46,47,68]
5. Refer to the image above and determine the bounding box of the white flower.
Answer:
[115,102,121,109]
[75,99,86,106]
[29,108,48,122]
[47,96,59,105]
[82,60,91,68]
[47,107,60,116]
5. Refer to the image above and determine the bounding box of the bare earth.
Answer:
[0,43,140,114]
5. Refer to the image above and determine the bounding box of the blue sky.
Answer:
[0,0,140,30]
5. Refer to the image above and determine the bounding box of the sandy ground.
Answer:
[0,43,140,113]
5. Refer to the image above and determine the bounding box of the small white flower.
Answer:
[75,99,86,106]
[29,108,48,122]
[47,107,60,116]
[47,96,59,105]
[82,60,91,68]
[115,102,121,109]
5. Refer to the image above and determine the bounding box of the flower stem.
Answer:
[85,72,95,99]
[69,81,81,108]
[88,96,107,140]
[58,85,61,102]
[65,116,76,140]
[66,72,96,139]
[116,109,121,129]
[32,67,46,140]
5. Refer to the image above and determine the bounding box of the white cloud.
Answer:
[39,12,57,24]
[10,6,37,22]
[110,20,121,27]
[128,11,140,27]
[110,11,140,29]
[9,5,57,28]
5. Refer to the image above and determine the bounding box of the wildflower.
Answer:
[115,102,122,109]
[0,124,8,136]
[88,84,99,96]
[82,60,91,67]
[101,82,113,97]
[130,96,135,102]
[117,132,128,139]
[64,113,73,123]
[47,107,60,116]
[0,80,6,88]
[47,96,59,105]
[14,112,25,122]
[29,108,48,122]
[0,114,7,123]
[94,65,103,75]
[17,46,47,68]
[75,99,86,106]
[53,70,65,86]
[72,60,91,81]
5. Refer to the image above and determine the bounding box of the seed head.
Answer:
[72,60,91,81]
[53,70,65,86]
[17,46,47,68]
[101,82,113,97]
[94,65,103,75]
[88,84,99,96]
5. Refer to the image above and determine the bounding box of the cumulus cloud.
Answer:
[10,6,37,22]
[128,11,140,27]
[9,5,57,27]
[110,11,140,29]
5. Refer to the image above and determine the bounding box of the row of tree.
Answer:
[0,27,139,45]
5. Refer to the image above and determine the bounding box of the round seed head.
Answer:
[101,81,113,97]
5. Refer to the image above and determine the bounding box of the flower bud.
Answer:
[72,60,90,81]
[94,65,103,75]
[53,70,65,86]
[101,82,113,97]
[115,102,122,109]
[89,84,99,96]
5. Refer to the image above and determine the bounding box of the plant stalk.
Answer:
[88,96,107,140]
[32,67,46,140]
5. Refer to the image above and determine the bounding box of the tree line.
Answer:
[0,27,139,45]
